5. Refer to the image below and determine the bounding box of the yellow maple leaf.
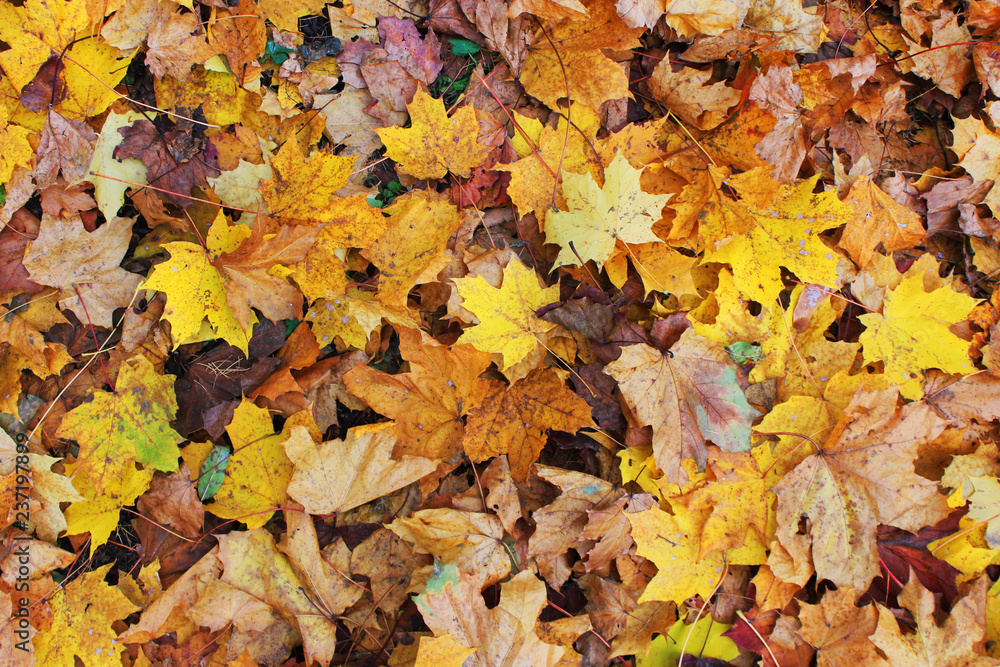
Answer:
[32,564,138,666]
[687,451,774,558]
[57,37,134,120]
[377,88,489,179]
[858,274,979,383]
[497,105,602,216]
[258,141,353,225]
[628,504,727,604]
[64,464,154,555]
[0,104,32,184]
[547,152,672,270]
[364,190,463,306]
[520,1,641,112]
[0,0,89,91]
[57,356,183,489]
[455,259,560,373]
[705,174,850,304]
[208,399,292,529]
[414,634,478,667]
[667,166,772,251]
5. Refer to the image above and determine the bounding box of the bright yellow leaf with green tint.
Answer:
[0,0,89,91]
[57,37,134,119]
[57,356,183,489]
[208,399,292,529]
[638,616,739,667]
[32,564,138,667]
[415,634,478,667]
[64,464,154,555]
[628,504,726,604]
[144,215,251,355]
[0,104,32,184]
[548,152,672,270]
[258,141,354,225]
[858,274,978,384]
[705,174,851,304]
[377,88,489,179]
[455,259,559,372]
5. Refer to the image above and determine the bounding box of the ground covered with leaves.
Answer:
[4,0,1000,665]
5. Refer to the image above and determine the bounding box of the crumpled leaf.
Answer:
[23,215,142,327]
[283,423,438,514]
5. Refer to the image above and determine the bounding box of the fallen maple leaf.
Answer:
[344,327,493,460]
[859,274,979,385]
[872,576,996,666]
[33,565,138,666]
[547,151,672,270]
[705,174,851,304]
[773,390,950,590]
[206,399,292,529]
[377,88,490,179]
[454,258,560,374]
[605,330,759,484]
[464,367,595,480]
[413,564,565,666]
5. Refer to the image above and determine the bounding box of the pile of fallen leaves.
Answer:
[5,0,1000,664]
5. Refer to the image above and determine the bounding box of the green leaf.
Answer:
[638,616,739,666]
[450,39,480,56]
[198,444,230,501]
